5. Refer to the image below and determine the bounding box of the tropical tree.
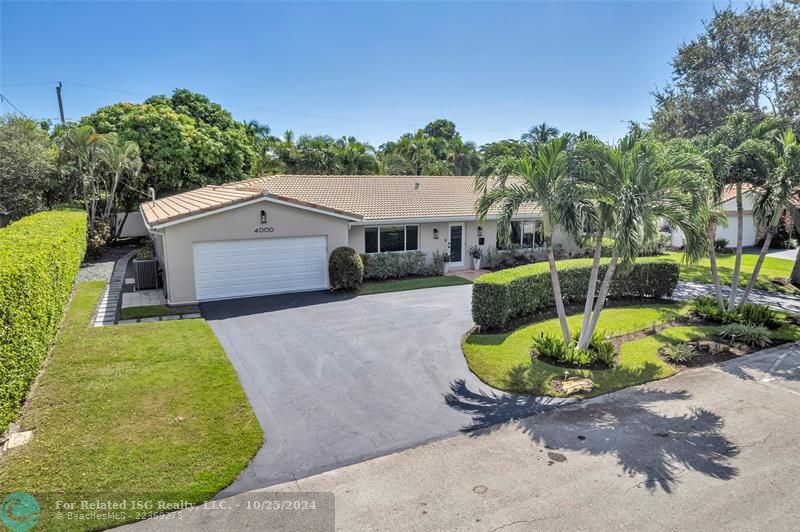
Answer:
[522,122,560,145]
[696,113,785,310]
[738,129,800,305]
[0,115,57,219]
[574,135,710,349]
[62,125,104,227]
[476,137,582,342]
[96,133,142,218]
[651,3,800,138]
[335,136,379,174]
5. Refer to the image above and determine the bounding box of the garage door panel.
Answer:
[193,237,328,301]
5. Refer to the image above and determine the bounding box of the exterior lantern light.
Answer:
[477,226,483,237]
[433,228,439,239]
[260,210,267,224]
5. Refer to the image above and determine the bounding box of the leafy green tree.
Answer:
[83,90,256,193]
[335,136,379,175]
[423,119,458,141]
[0,116,57,219]
[652,3,800,138]
[380,120,482,176]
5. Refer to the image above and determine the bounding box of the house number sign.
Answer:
[255,209,275,232]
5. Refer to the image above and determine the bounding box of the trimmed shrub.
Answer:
[719,323,772,348]
[472,257,679,330]
[329,246,364,291]
[0,210,87,431]
[691,297,779,329]
[360,250,440,280]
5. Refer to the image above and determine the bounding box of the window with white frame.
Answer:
[498,220,545,249]
[364,225,419,253]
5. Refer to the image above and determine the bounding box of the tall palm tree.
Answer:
[575,135,709,348]
[335,137,379,175]
[700,114,785,310]
[97,134,142,218]
[476,137,581,342]
[62,125,104,227]
[738,129,800,306]
[522,122,560,146]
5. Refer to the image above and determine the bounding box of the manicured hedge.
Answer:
[360,250,441,280]
[0,210,87,431]
[472,257,679,330]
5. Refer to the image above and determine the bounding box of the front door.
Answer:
[448,223,465,267]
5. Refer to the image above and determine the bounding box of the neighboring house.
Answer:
[140,175,578,304]
[669,185,759,249]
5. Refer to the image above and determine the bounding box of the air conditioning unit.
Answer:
[134,258,161,290]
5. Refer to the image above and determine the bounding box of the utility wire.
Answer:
[0,93,28,117]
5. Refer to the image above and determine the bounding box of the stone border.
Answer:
[91,249,138,327]
[117,313,202,325]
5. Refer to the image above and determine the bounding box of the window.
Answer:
[498,220,544,249]
[365,227,379,253]
[364,225,419,253]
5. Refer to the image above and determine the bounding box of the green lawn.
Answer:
[666,251,796,294]
[464,301,800,398]
[120,304,186,320]
[0,282,262,531]
[360,275,472,295]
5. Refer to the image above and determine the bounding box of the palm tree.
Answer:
[62,125,104,227]
[738,129,800,306]
[700,114,785,310]
[97,134,142,218]
[522,122,560,146]
[476,137,581,342]
[335,137,379,175]
[574,135,709,349]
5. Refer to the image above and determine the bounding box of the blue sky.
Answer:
[1,1,737,145]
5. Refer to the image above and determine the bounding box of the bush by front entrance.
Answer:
[471,257,679,330]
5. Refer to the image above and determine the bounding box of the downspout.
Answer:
[140,204,171,304]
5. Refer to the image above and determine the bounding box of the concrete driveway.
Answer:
[201,285,566,493]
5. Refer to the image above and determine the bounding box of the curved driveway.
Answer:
[202,285,566,494]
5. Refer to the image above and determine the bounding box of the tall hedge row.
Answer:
[472,257,679,330]
[0,210,87,431]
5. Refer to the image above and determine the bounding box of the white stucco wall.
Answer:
[158,200,351,304]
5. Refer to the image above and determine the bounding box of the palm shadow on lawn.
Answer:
[445,364,739,493]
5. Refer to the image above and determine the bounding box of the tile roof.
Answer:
[719,184,754,204]
[141,175,541,227]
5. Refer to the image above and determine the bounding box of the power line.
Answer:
[0,93,28,117]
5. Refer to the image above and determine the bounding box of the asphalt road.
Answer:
[200,286,567,494]
[124,341,800,531]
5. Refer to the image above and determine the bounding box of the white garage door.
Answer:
[717,215,757,247]
[193,237,327,301]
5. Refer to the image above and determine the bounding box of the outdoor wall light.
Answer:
[433,228,439,239]
[477,226,483,237]
[260,210,267,224]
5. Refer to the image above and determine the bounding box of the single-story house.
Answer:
[669,185,761,249]
[140,175,578,304]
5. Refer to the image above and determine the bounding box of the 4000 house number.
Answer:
[254,227,275,233]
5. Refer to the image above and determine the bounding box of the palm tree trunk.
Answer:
[738,228,774,308]
[104,171,120,218]
[580,251,619,349]
[791,247,800,288]
[546,240,571,344]
[578,231,604,346]
[707,222,725,309]
[727,183,744,311]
